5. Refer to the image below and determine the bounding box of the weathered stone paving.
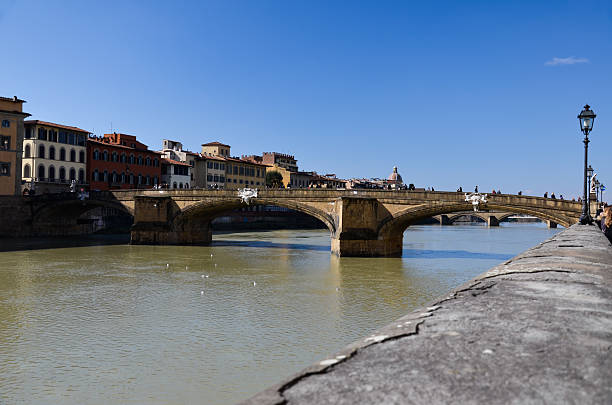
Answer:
[240,224,612,404]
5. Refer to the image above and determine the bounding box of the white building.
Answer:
[22,120,89,193]
[161,158,191,189]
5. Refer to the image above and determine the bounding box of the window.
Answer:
[146,175,150,185]
[129,154,135,164]
[38,164,45,180]
[111,171,118,183]
[179,183,183,189]
[146,157,151,166]
[173,182,177,189]
[0,162,10,176]
[257,169,260,177]
[77,134,85,146]
[58,131,67,143]
[220,163,225,170]
[79,169,84,183]
[214,162,219,170]
[102,151,108,161]
[59,167,66,181]
[112,152,117,162]
[206,174,213,181]
[121,153,126,163]
[129,174,134,185]
[233,166,238,175]
[23,164,30,178]
[93,169,99,182]
[59,148,66,161]
[185,183,189,189]
[24,144,31,158]
[138,156,143,165]
[154,158,158,167]
[49,130,58,142]
[49,146,55,160]
[207,161,213,169]
[213,174,219,182]
[70,149,76,162]
[38,145,45,159]
[37,128,47,140]
[239,179,243,184]
[121,172,126,184]
[103,170,108,182]
[79,151,85,163]
[48,166,55,180]
[68,133,75,145]
[138,174,142,185]
[220,175,225,183]
[239,167,244,175]
[69,168,76,181]
[227,178,231,183]
[93,149,99,160]
[25,127,31,139]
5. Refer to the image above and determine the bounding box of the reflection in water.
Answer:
[0,224,559,405]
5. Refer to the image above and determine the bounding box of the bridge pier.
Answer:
[487,215,500,227]
[546,220,558,229]
[438,215,451,225]
[130,196,212,245]
[331,197,403,257]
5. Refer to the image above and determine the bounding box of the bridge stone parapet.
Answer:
[240,224,612,404]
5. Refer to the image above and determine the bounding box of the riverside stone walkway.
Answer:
[240,224,612,404]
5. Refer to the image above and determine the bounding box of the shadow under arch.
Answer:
[32,198,134,236]
[379,202,574,238]
[171,198,337,236]
[445,212,488,224]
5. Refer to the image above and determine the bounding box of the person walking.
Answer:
[475,186,478,193]
[544,192,548,198]
[601,206,612,244]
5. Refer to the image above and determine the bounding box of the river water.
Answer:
[0,223,559,405]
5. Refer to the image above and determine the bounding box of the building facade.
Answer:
[87,133,162,191]
[160,139,199,185]
[224,157,266,189]
[201,141,231,157]
[22,120,89,193]
[161,158,191,189]
[0,96,30,195]
[261,152,298,172]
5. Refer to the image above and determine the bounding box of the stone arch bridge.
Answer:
[67,188,580,257]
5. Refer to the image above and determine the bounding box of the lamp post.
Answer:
[587,164,594,204]
[578,105,596,224]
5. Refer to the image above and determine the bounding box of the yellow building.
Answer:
[0,96,30,195]
[201,141,231,157]
[224,157,267,189]
[201,142,267,189]
[267,164,313,188]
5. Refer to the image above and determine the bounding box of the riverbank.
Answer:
[241,224,612,404]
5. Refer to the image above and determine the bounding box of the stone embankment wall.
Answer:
[241,224,612,404]
[0,196,34,237]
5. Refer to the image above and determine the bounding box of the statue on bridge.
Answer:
[238,188,258,205]
[465,192,488,212]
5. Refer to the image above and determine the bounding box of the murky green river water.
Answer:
[0,223,559,404]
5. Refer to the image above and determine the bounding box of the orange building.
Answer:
[0,96,30,195]
[87,132,162,191]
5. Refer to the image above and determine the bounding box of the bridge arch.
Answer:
[172,198,337,235]
[379,202,574,238]
[31,198,134,236]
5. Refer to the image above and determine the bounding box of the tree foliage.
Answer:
[265,171,284,188]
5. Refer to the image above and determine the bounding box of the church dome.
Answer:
[388,166,403,184]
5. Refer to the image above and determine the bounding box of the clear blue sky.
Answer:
[1,0,611,200]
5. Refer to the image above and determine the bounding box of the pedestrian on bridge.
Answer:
[601,206,612,243]
[475,186,478,193]
[544,192,548,198]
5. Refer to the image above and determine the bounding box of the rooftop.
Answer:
[202,141,231,147]
[25,120,90,134]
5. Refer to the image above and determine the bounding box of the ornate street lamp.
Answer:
[578,105,596,224]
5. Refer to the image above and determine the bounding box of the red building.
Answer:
[87,132,162,191]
